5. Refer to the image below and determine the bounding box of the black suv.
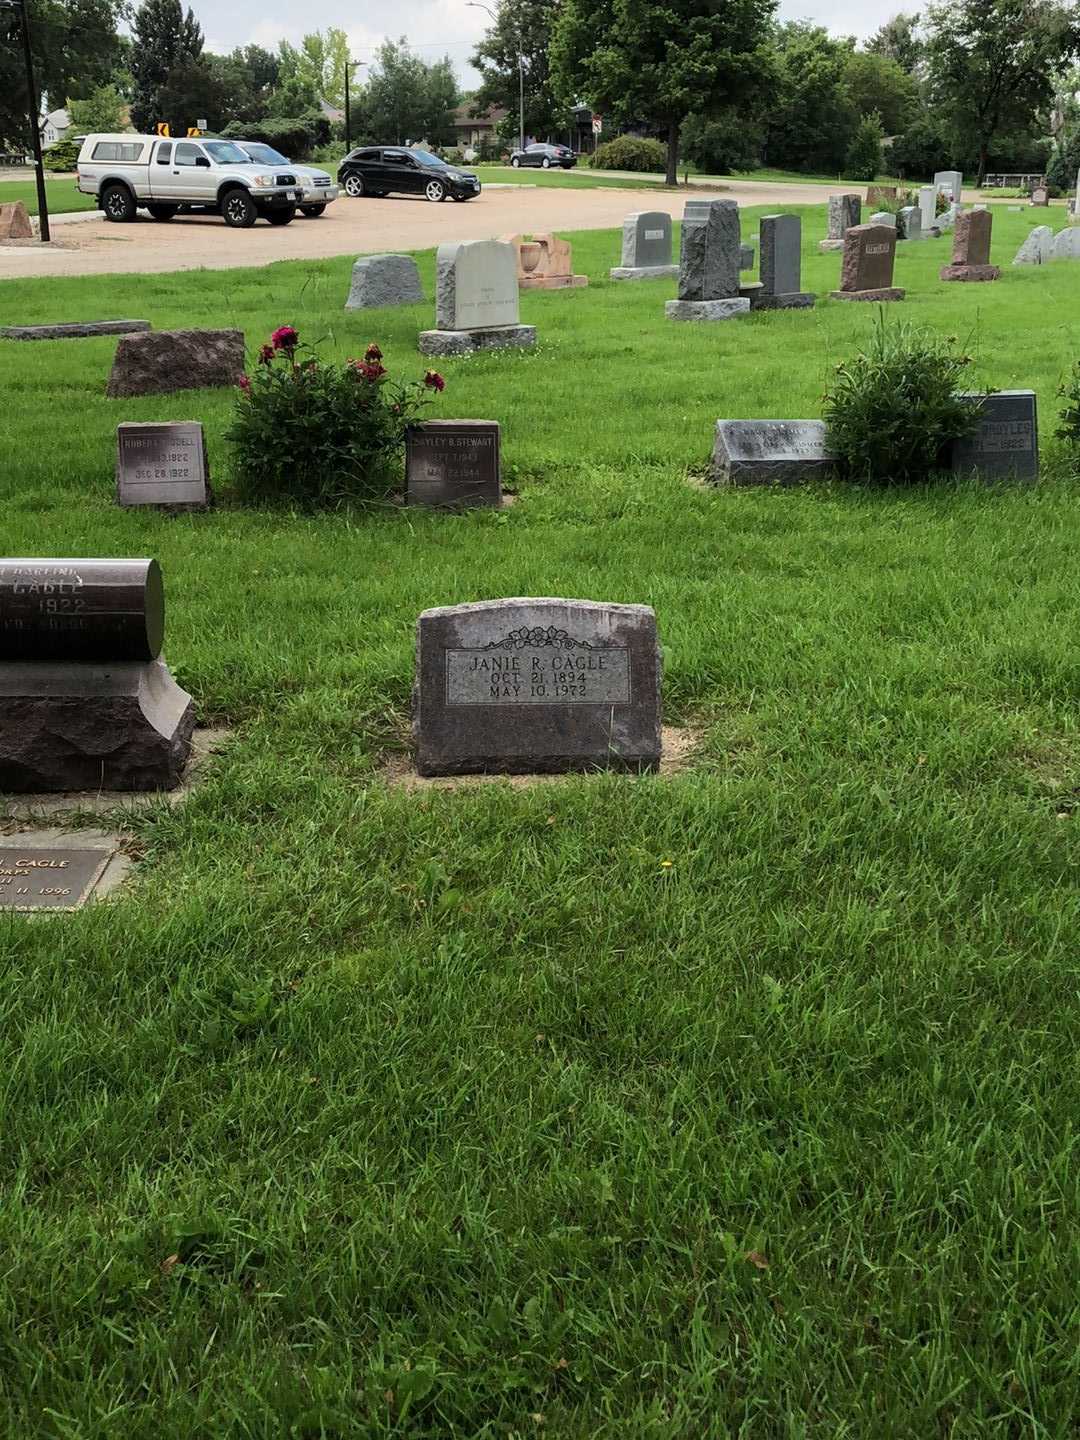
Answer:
[338,147,481,202]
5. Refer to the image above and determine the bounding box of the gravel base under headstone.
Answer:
[608,265,679,281]
[665,298,751,321]
[418,325,536,356]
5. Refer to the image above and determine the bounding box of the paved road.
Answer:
[0,179,854,282]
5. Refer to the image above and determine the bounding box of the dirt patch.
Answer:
[378,723,703,791]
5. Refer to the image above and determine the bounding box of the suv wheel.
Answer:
[101,183,136,223]
[511,156,521,168]
[267,207,295,226]
[300,204,326,217]
[344,174,365,197]
[425,179,446,202]
[147,203,177,221]
[222,189,257,229]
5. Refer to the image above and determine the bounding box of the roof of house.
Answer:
[42,108,71,131]
[319,99,344,122]
[452,103,507,129]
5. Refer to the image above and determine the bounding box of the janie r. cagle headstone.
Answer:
[413,598,661,774]
[830,222,904,302]
[418,239,537,356]
[610,211,678,280]
[116,421,210,509]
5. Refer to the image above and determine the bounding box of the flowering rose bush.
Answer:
[227,329,446,507]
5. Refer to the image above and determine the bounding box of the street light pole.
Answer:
[344,58,365,155]
[3,0,50,241]
[467,1,524,151]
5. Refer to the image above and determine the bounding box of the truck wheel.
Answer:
[147,204,177,221]
[221,189,257,229]
[101,183,136,223]
[300,204,326,217]
[267,208,295,226]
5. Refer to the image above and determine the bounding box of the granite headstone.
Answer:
[940,208,999,280]
[1012,226,1054,265]
[413,598,662,775]
[820,193,861,251]
[753,214,814,309]
[610,211,677,279]
[345,254,423,309]
[830,223,904,302]
[116,422,210,509]
[934,170,963,203]
[1052,226,1080,259]
[951,391,1038,481]
[105,329,245,399]
[897,205,922,241]
[405,420,501,508]
[666,200,749,321]
[712,420,832,486]
[0,320,151,341]
[419,240,536,356]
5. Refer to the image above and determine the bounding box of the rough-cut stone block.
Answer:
[830,286,905,302]
[712,420,832,486]
[1052,227,1080,259]
[106,329,245,399]
[665,298,751,321]
[345,254,423,309]
[413,598,662,775]
[0,660,194,792]
[418,324,536,356]
[1012,226,1054,265]
[0,320,151,341]
[0,202,32,240]
[678,199,740,301]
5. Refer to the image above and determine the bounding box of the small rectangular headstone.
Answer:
[934,169,963,203]
[0,844,114,912]
[712,420,832,486]
[621,211,673,268]
[116,422,210,509]
[919,185,937,232]
[1031,185,1049,206]
[951,390,1038,481]
[897,205,922,241]
[405,421,501,508]
[413,598,662,774]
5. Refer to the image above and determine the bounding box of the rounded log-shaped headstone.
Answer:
[0,558,164,662]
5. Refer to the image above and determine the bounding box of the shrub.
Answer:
[42,137,80,173]
[1047,129,1080,193]
[590,136,666,172]
[227,329,445,508]
[312,142,346,169]
[823,313,976,484]
[1056,363,1080,448]
[845,112,884,183]
[680,112,763,174]
[888,116,949,181]
[221,113,329,161]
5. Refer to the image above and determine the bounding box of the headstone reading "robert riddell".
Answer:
[116,421,210,509]
[405,420,501,508]
[413,598,661,774]
[0,558,194,792]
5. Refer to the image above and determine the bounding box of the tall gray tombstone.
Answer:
[934,169,963,203]
[418,240,536,356]
[413,598,662,775]
[665,200,749,321]
[897,206,922,241]
[918,185,938,232]
[754,214,814,310]
[609,211,677,280]
[820,193,861,251]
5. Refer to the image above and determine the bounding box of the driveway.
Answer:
[0,179,853,282]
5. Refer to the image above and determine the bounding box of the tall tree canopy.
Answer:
[764,23,856,173]
[866,11,925,73]
[470,0,567,144]
[844,50,919,135]
[1,0,125,145]
[362,40,459,146]
[129,0,203,131]
[277,30,351,111]
[924,0,1080,181]
[551,0,777,183]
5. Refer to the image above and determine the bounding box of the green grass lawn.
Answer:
[479,164,669,190]
[3,205,1080,1436]
[0,176,98,215]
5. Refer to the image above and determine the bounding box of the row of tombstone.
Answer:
[0,566,662,800]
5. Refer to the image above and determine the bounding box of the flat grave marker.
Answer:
[405,420,501,508]
[712,420,832,486]
[951,390,1038,481]
[116,422,210,509]
[0,844,114,912]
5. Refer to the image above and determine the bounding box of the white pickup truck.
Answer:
[76,133,305,228]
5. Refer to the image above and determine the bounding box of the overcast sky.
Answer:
[204,0,898,92]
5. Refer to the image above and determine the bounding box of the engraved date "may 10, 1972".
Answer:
[445,647,632,705]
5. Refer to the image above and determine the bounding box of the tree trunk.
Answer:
[666,117,678,187]
[977,142,987,188]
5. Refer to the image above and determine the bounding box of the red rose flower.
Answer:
[353,359,386,382]
[237,373,251,391]
[271,325,299,350]
[364,343,383,361]
[424,370,446,392]
[258,343,274,365]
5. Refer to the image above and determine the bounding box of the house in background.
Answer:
[453,102,507,152]
[40,108,71,146]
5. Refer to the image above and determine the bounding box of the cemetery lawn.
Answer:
[4,206,1080,1437]
[478,165,669,189]
[0,177,99,215]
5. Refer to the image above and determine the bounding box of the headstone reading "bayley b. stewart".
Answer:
[116,421,211,509]
[609,211,678,280]
[951,390,1038,481]
[830,222,904,302]
[0,558,194,792]
[418,240,537,356]
[413,598,662,774]
[712,419,832,486]
[405,420,501,508]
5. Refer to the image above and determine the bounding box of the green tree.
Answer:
[554,0,777,185]
[844,50,919,134]
[277,29,352,110]
[845,109,884,179]
[924,0,1080,183]
[67,82,127,132]
[470,0,567,144]
[156,58,228,134]
[364,40,458,146]
[866,11,924,73]
[764,23,857,173]
[129,0,203,132]
[206,46,280,126]
[0,0,125,147]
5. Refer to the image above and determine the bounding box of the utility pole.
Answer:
[344,59,366,154]
[467,1,524,150]
[3,0,50,241]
